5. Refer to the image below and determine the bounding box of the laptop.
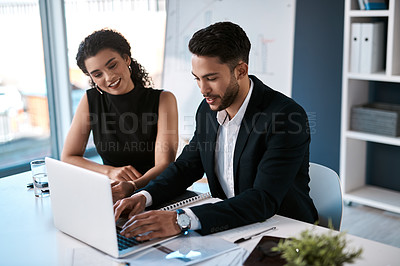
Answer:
[45,157,177,258]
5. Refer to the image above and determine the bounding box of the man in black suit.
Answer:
[114,21,318,240]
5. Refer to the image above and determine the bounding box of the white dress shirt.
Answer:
[215,79,253,198]
[138,78,254,230]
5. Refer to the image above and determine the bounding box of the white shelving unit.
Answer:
[340,0,400,214]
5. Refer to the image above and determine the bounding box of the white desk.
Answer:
[1,171,399,265]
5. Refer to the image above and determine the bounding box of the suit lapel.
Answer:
[233,93,261,179]
[233,76,272,189]
[203,110,227,199]
[204,111,218,166]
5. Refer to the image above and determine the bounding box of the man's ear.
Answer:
[236,62,248,80]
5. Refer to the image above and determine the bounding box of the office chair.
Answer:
[308,162,343,230]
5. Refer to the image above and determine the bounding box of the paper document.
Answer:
[121,231,240,265]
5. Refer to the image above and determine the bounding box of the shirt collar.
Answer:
[216,78,254,126]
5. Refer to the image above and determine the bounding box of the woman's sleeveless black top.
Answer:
[86,85,162,174]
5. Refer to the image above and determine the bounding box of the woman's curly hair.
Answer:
[76,28,153,88]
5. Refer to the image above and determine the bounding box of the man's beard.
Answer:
[216,75,240,111]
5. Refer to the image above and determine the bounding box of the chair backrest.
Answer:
[308,162,343,230]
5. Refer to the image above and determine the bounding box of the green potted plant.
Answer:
[271,227,363,266]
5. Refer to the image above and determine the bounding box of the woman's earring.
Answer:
[95,84,103,95]
[128,65,132,73]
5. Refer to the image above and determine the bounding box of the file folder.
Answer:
[359,22,385,74]
[350,23,362,73]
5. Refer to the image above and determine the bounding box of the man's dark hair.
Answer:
[76,28,152,88]
[188,21,251,71]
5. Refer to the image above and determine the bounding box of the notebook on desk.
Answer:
[45,157,179,258]
[154,191,218,211]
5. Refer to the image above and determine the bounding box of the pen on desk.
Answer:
[109,257,130,266]
[233,226,277,244]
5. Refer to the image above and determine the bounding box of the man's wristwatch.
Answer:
[176,209,191,233]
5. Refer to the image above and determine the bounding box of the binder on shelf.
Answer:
[350,23,362,73]
[359,22,385,74]
[363,0,387,10]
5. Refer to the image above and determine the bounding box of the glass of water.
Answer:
[30,159,50,198]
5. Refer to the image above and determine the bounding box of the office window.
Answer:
[0,1,51,176]
[64,0,166,156]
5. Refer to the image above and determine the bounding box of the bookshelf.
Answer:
[340,0,400,213]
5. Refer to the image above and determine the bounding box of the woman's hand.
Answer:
[111,181,136,203]
[107,165,142,182]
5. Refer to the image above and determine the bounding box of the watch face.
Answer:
[177,213,191,228]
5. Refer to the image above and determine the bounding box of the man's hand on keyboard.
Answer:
[119,210,181,241]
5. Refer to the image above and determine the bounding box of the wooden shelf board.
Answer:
[346,130,400,146]
[344,185,400,214]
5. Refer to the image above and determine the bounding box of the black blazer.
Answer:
[145,75,318,235]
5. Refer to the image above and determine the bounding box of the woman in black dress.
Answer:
[61,29,178,202]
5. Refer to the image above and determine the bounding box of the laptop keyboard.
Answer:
[116,227,143,251]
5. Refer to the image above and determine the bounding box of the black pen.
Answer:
[234,226,277,244]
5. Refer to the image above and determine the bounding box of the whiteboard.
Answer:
[162,0,296,138]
